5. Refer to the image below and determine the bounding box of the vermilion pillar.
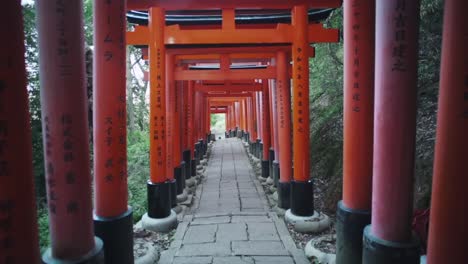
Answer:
[336,0,375,263]
[144,7,177,228]
[427,1,468,263]
[0,2,40,263]
[36,0,103,262]
[267,80,276,179]
[261,81,271,178]
[271,78,281,188]
[166,54,177,209]
[93,0,133,262]
[182,81,192,183]
[174,81,186,201]
[188,81,196,178]
[255,91,262,158]
[276,51,292,209]
[363,1,421,263]
[290,5,313,217]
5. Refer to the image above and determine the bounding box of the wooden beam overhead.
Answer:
[195,83,263,92]
[174,67,276,81]
[127,23,339,45]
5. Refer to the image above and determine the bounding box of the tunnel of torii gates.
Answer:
[1,0,467,264]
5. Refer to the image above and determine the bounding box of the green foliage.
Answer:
[127,131,150,221]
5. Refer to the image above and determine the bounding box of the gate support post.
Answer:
[36,1,104,262]
[285,5,330,234]
[276,51,292,210]
[363,1,421,263]
[427,1,468,263]
[336,0,375,263]
[261,80,271,178]
[142,7,177,233]
[0,2,41,263]
[93,0,133,263]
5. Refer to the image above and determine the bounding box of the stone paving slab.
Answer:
[160,139,308,263]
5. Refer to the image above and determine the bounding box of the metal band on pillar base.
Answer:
[261,160,269,178]
[285,180,330,233]
[277,181,290,209]
[336,201,371,264]
[143,181,177,232]
[291,180,314,216]
[43,237,105,264]
[272,161,280,187]
[146,181,171,218]
[363,226,420,264]
[93,209,134,264]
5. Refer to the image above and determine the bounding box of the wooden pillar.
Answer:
[147,7,172,219]
[290,5,313,216]
[427,1,468,263]
[0,2,40,263]
[261,80,271,178]
[363,1,421,262]
[336,0,375,263]
[276,51,292,209]
[166,54,177,208]
[93,0,133,262]
[36,0,103,261]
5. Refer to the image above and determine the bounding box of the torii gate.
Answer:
[5,1,467,264]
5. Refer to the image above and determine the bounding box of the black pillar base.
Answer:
[169,179,177,208]
[199,139,206,156]
[195,142,202,165]
[191,159,196,177]
[258,142,267,160]
[272,160,280,187]
[43,237,105,264]
[268,148,275,180]
[94,208,134,264]
[363,226,420,264]
[261,160,269,178]
[147,181,172,218]
[290,180,314,216]
[183,149,191,180]
[180,161,186,190]
[336,201,371,264]
[174,165,184,195]
[277,181,291,209]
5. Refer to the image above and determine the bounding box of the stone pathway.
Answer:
[159,138,309,264]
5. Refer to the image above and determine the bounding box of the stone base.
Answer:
[172,205,183,214]
[305,235,336,264]
[177,189,188,203]
[141,210,178,233]
[94,208,134,264]
[266,176,274,185]
[186,177,196,187]
[363,226,420,264]
[43,237,105,264]
[285,210,331,233]
[336,201,371,264]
